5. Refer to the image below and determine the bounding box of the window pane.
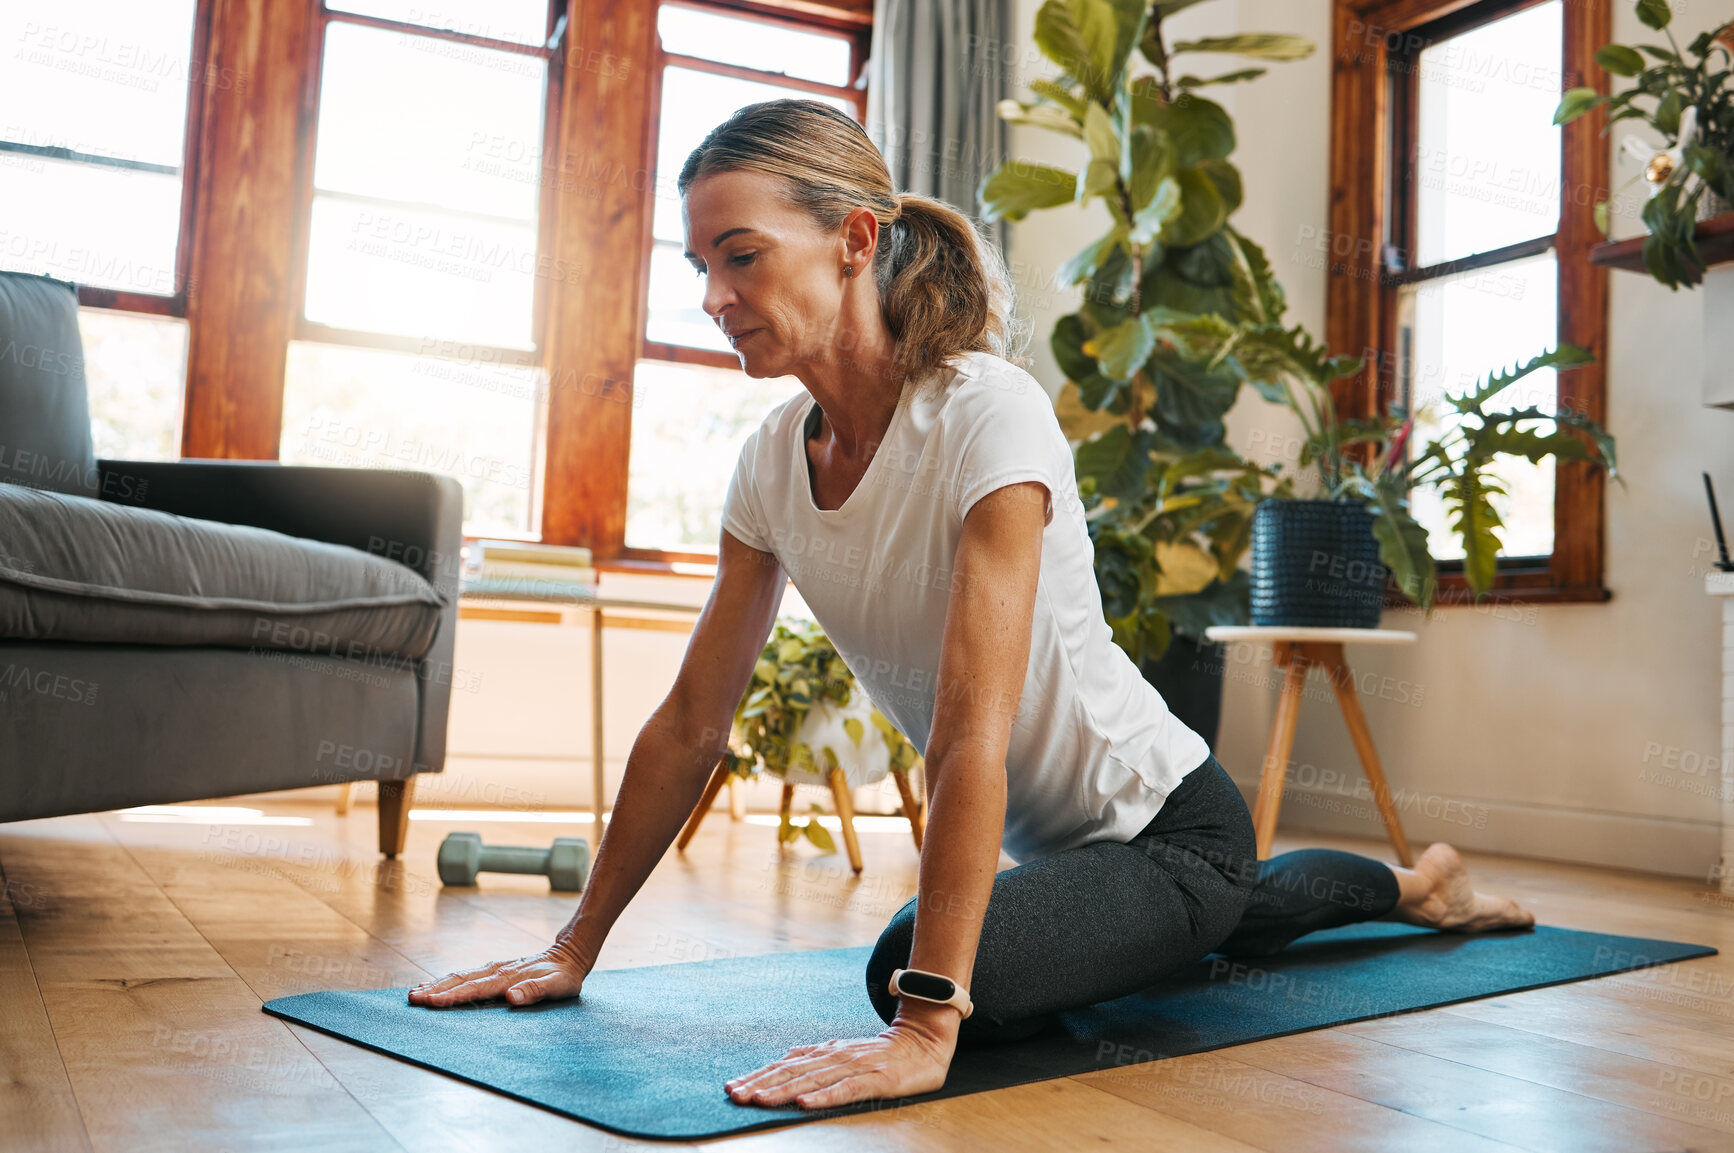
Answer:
[658,5,853,86]
[0,156,181,293]
[1413,0,1561,266]
[78,308,186,460]
[325,0,549,47]
[1,0,199,167]
[314,22,546,220]
[304,195,539,348]
[280,341,544,535]
[626,359,803,550]
[651,67,852,244]
[1399,252,1558,561]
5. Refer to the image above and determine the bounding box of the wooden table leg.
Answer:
[590,607,608,835]
[1252,641,1309,859]
[676,761,730,852]
[778,782,795,834]
[892,767,924,851]
[827,767,864,875]
[1320,643,1414,867]
[377,774,416,858]
[727,774,744,820]
[335,781,355,816]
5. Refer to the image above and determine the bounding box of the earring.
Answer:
[843,265,854,278]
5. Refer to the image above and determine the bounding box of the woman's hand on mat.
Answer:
[407,942,589,1008]
[724,1008,958,1110]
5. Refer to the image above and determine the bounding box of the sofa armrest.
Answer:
[96,458,464,776]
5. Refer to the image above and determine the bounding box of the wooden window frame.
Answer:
[1328,0,1611,606]
[548,0,870,567]
[0,1,214,319]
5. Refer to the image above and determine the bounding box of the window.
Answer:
[0,0,204,458]
[625,2,864,552]
[278,3,558,535]
[1328,0,1609,600]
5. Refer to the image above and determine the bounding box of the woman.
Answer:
[409,99,1532,1111]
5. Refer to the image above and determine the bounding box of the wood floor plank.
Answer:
[102,814,672,1151]
[41,975,402,1153]
[700,1078,1266,1152]
[1230,1029,1734,1152]
[1073,1049,1524,1152]
[1441,984,1734,1078]
[0,869,92,1153]
[1344,1012,1734,1134]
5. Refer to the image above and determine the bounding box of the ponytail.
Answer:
[877,192,1024,383]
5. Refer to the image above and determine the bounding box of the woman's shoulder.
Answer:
[929,351,1062,430]
[741,389,815,456]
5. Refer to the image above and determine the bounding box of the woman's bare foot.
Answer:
[1388,843,1536,933]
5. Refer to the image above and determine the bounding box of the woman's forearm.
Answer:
[898,745,1007,1035]
[553,709,723,967]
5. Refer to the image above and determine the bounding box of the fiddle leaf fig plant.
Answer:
[728,618,921,851]
[978,0,1316,663]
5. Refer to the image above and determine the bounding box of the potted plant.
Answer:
[727,618,922,852]
[1220,338,1619,619]
[977,0,1316,741]
[1555,2,1734,288]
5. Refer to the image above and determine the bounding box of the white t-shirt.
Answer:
[720,349,1210,863]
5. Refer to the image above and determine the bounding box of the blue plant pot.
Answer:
[1250,500,1385,628]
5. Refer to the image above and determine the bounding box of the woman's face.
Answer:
[682,169,868,379]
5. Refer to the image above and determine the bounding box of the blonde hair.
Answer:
[677,98,1027,385]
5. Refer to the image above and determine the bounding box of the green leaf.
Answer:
[1196,158,1243,215]
[1125,124,1172,214]
[1171,34,1315,61]
[978,162,1078,222]
[1149,570,1251,638]
[1091,314,1157,381]
[1147,347,1242,440]
[1029,77,1089,119]
[1449,345,1594,415]
[842,716,865,747]
[1177,68,1267,88]
[1034,0,1120,103]
[803,819,837,853]
[1553,87,1604,125]
[995,98,1084,140]
[1444,467,1504,597]
[1657,89,1683,137]
[1132,88,1235,165]
[1636,0,1670,30]
[1159,165,1228,246]
[1367,490,1437,609]
[1075,424,1159,502]
[1058,225,1129,286]
[1595,44,1645,76]
[1079,102,1123,202]
[1053,312,1123,409]
[1129,175,1181,244]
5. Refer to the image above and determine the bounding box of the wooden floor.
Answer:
[4,799,1733,1153]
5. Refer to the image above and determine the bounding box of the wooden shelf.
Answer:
[1591,211,1734,273]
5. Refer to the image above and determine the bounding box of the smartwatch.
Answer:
[889,968,974,1019]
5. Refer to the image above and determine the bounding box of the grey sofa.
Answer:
[0,270,460,856]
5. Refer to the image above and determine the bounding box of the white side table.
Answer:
[1206,626,1419,865]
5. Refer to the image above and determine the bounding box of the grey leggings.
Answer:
[865,754,1401,1045]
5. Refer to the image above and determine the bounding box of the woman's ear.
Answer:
[842,205,879,274]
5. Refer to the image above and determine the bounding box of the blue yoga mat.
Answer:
[263,922,1714,1140]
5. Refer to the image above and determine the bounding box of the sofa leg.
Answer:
[378,775,417,858]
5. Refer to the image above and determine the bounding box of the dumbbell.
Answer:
[436,832,590,892]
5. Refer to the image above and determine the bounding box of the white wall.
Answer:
[1003,0,1732,878]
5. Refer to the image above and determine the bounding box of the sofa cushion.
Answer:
[0,484,445,660]
[0,272,99,498]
